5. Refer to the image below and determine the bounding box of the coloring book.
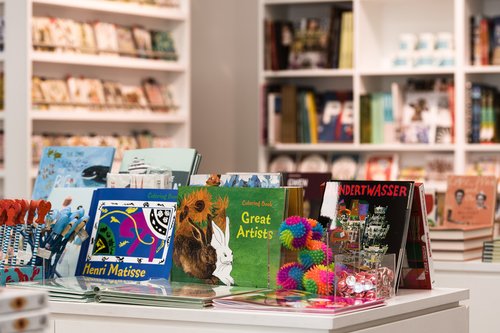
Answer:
[76,188,178,281]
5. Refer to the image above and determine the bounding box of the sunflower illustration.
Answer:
[213,195,229,229]
[177,192,196,224]
[191,188,213,223]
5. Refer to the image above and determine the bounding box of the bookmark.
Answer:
[6,201,21,266]
[14,200,29,266]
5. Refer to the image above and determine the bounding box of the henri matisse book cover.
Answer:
[171,186,288,289]
[76,188,178,281]
[32,146,115,201]
[318,180,415,290]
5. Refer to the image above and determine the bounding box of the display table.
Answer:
[434,260,500,333]
[48,288,469,333]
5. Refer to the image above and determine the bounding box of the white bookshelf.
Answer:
[258,0,500,189]
[4,0,191,198]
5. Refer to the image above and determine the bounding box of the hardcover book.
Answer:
[318,180,415,290]
[282,172,331,219]
[119,148,201,188]
[171,186,289,289]
[32,146,115,201]
[441,175,496,229]
[400,183,434,289]
[75,188,178,281]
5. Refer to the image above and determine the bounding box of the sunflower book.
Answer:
[318,180,415,290]
[171,186,299,289]
[75,188,178,281]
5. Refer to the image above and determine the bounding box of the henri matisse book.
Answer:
[75,188,178,281]
[32,146,115,201]
[171,186,290,289]
[119,148,201,188]
[318,180,415,290]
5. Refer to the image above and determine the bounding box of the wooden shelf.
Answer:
[31,51,185,72]
[264,69,353,78]
[359,67,455,76]
[268,143,455,152]
[32,0,186,21]
[30,110,187,123]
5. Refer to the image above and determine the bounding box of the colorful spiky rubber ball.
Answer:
[277,262,305,290]
[303,264,335,295]
[279,216,312,250]
[298,240,333,269]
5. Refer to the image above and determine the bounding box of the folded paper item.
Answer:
[107,173,173,189]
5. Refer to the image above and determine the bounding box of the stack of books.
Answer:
[0,287,49,332]
[430,226,492,261]
[482,239,500,262]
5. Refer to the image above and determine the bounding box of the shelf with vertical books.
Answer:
[259,0,499,187]
[264,69,353,78]
[4,0,191,198]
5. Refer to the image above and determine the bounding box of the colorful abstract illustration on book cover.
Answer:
[86,200,176,265]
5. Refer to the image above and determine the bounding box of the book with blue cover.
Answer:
[75,188,178,281]
[32,146,115,200]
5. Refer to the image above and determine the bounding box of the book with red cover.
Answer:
[400,183,434,289]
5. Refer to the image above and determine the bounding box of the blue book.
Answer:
[32,146,115,200]
[75,188,178,281]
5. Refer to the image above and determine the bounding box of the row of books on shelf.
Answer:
[466,82,500,144]
[361,79,454,145]
[107,0,180,7]
[269,153,455,183]
[30,131,173,166]
[33,16,177,60]
[264,4,353,70]
[265,84,353,144]
[470,15,500,66]
[32,76,178,112]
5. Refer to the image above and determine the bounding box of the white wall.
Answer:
[191,0,259,173]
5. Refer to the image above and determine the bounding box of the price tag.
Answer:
[36,248,52,260]
[78,229,89,242]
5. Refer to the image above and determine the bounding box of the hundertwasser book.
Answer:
[32,146,115,200]
[318,180,415,290]
[75,188,178,281]
[171,186,291,289]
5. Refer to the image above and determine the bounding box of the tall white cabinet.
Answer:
[258,0,500,190]
[4,0,191,198]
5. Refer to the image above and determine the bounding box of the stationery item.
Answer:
[76,188,178,281]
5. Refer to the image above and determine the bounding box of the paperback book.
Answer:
[213,289,385,314]
[96,279,262,308]
[171,186,290,289]
[282,172,331,219]
[119,148,201,188]
[32,146,115,201]
[75,188,178,281]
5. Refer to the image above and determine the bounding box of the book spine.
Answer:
[395,184,415,291]
[360,94,372,144]
[280,85,298,143]
[465,81,473,143]
[480,17,490,65]
[471,84,482,143]
[418,185,434,289]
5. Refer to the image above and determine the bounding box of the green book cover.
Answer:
[172,186,288,289]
